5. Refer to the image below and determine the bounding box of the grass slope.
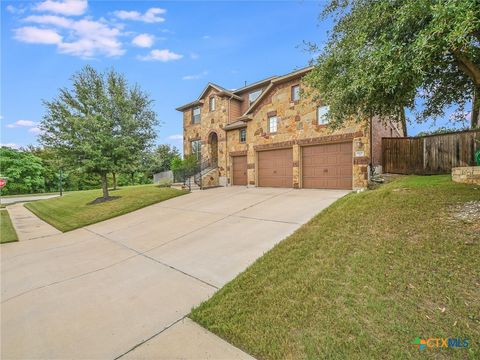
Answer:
[191,176,480,359]
[1,210,18,244]
[25,185,187,232]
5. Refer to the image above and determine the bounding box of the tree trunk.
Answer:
[112,172,117,190]
[131,173,135,185]
[101,173,109,199]
[472,85,480,128]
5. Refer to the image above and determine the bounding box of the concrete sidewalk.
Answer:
[0,194,59,205]
[1,187,347,359]
[6,203,61,241]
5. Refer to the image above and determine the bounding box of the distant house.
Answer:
[176,66,404,190]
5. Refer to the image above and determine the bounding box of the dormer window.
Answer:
[192,106,201,124]
[248,89,262,105]
[209,96,216,112]
[291,85,300,102]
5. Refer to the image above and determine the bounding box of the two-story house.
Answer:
[176,66,404,190]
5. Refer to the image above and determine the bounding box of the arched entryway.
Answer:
[208,131,219,167]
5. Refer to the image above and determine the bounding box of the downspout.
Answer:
[369,114,374,177]
[226,94,234,186]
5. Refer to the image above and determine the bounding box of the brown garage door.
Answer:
[258,148,293,188]
[232,155,247,185]
[302,142,352,189]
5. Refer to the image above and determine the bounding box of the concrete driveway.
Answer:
[1,186,347,359]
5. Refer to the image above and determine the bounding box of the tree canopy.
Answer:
[304,0,480,129]
[40,65,158,199]
[148,144,181,175]
[0,147,45,195]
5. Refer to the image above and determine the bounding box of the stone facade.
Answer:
[178,67,404,190]
[452,166,480,185]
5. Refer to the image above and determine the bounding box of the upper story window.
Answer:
[268,116,278,133]
[192,106,201,124]
[191,139,202,160]
[239,128,247,143]
[291,85,300,102]
[209,96,216,112]
[317,105,330,125]
[248,89,262,105]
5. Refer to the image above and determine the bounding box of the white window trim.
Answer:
[192,106,201,124]
[239,128,247,143]
[268,116,278,133]
[291,85,300,102]
[209,97,216,112]
[317,105,330,125]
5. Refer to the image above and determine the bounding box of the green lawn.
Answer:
[1,210,18,244]
[25,185,188,232]
[190,175,480,359]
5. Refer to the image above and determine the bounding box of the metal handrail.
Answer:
[172,157,218,191]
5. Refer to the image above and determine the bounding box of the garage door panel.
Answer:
[302,142,352,190]
[258,148,293,188]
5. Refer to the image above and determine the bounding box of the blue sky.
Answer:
[1,0,468,151]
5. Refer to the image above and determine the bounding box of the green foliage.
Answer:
[304,0,480,129]
[416,126,470,136]
[147,144,181,175]
[156,178,173,188]
[39,65,159,198]
[0,147,45,195]
[171,155,199,183]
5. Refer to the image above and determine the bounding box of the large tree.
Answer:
[0,147,45,195]
[304,0,480,129]
[40,66,158,199]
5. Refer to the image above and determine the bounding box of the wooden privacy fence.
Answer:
[382,130,480,174]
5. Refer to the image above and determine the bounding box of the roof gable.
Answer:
[244,66,313,115]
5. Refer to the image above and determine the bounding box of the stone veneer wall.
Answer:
[183,87,230,184]
[452,166,480,185]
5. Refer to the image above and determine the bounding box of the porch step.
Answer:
[171,181,200,191]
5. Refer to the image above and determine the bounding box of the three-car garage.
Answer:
[234,142,353,190]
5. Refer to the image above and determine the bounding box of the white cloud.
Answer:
[190,52,199,60]
[114,8,166,23]
[29,127,42,134]
[7,120,38,128]
[138,49,182,62]
[132,33,154,48]
[167,134,183,140]
[23,14,73,27]
[202,35,211,40]
[13,26,62,44]
[0,143,20,149]
[58,19,124,57]
[19,16,124,58]
[182,70,208,81]
[6,5,25,14]
[35,0,88,16]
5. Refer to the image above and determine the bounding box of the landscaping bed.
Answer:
[191,175,480,359]
[25,185,188,232]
